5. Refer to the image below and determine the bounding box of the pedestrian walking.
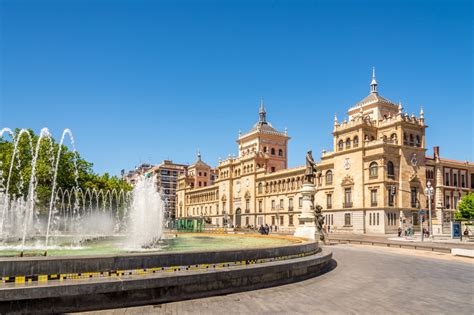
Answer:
[398,227,402,237]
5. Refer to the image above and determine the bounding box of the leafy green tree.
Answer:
[0,129,132,215]
[455,193,474,220]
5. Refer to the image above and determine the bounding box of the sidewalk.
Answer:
[327,233,474,250]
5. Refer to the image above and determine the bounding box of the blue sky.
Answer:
[1,0,472,175]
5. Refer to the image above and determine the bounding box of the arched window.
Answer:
[264,146,268,153]
[353,136,359,148]
[338,140,344,151]
[387,161,395,179]
[369,162,378,178]
[271,148,275,155]
[346,138,351,149]
[415,135,421,147]
[326,170,333,185]
[390,133,398,144]
[278,149,283,157]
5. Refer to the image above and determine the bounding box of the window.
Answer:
[280,199,284,209]
[271,216,275,225]
[390,133,398,144]
[338,140,344,151]
[245,217,249,226]
[461,174,466,187]
[346,138,351,149]
[471,174,474,189]
[454,196,459,209]
[258,200,262,212]
[409,134,414,146]
[278,149,283,157]
[353,136,359,148]
[388,189,395,207]
[403,133,408,145]
[445,196,451,209]
[264,146,268,153]
[445,173,450,186]
[454,174,458,186]
[344,213,351,226]
[299,197,303,208]
[271,200,275,209]
[371,190,377,207]
[245,199,250,213]
[258,183,263,194]
[326,170,333,185]
[288,198,293,211]
[369,162,378,178]
[271,167,276,173]
[271,148,275,155]
[387,161,395,179]
[415,135,421,147]
[289,215,294,226]
[411,187,418,208]
[199,172,202,176]
[344,188,352,208]
[198,181,202,187]
[326,194,332,209]
[280,216,284,226]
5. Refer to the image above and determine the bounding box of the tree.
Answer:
[455,193,474,220]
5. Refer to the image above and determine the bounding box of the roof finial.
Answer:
[259,97,267,124]
[398,101,403,115]
[420,106,424,119]
[370,66,378,94]
[197,150,201,161]
[334,113,338,124]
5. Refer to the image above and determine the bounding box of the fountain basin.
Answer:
[0,234,332,313]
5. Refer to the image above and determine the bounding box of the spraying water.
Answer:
[128,176,164,248]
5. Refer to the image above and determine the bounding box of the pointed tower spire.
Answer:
[420,106,424,119]
[370,66,378,94]
[259,97,267,124]
[334,114,338,126]
[197,150,201,161]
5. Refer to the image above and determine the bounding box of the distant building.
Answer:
[176,69,474,235]
[123,160,188,219]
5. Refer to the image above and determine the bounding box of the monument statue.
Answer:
[313,204,327,243]
[304,150,317,183]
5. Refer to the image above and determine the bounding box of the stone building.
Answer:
[176,70,473,235]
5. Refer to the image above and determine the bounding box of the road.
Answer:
[84,244,474,314]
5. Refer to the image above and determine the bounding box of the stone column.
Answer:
[294,183,316,240]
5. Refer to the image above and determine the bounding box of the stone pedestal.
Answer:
[294,183,316,240]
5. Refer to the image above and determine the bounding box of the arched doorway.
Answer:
[235,208,242,228]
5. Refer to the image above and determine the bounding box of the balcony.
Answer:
[343,202,353,208]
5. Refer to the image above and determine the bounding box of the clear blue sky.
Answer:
[1,0,472,175]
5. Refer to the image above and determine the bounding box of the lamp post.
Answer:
[425,181,434,239]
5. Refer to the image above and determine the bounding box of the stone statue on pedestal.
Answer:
[294,150,320,240]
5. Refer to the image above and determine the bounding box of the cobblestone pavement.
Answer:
[82,244,474,315]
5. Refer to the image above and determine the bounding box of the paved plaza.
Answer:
[83,244,474,314]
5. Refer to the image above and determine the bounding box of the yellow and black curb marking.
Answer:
[1,250,317,284]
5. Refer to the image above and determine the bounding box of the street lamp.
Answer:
[425,181,434,239]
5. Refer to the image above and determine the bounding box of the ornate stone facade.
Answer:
[176,70,473,235]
